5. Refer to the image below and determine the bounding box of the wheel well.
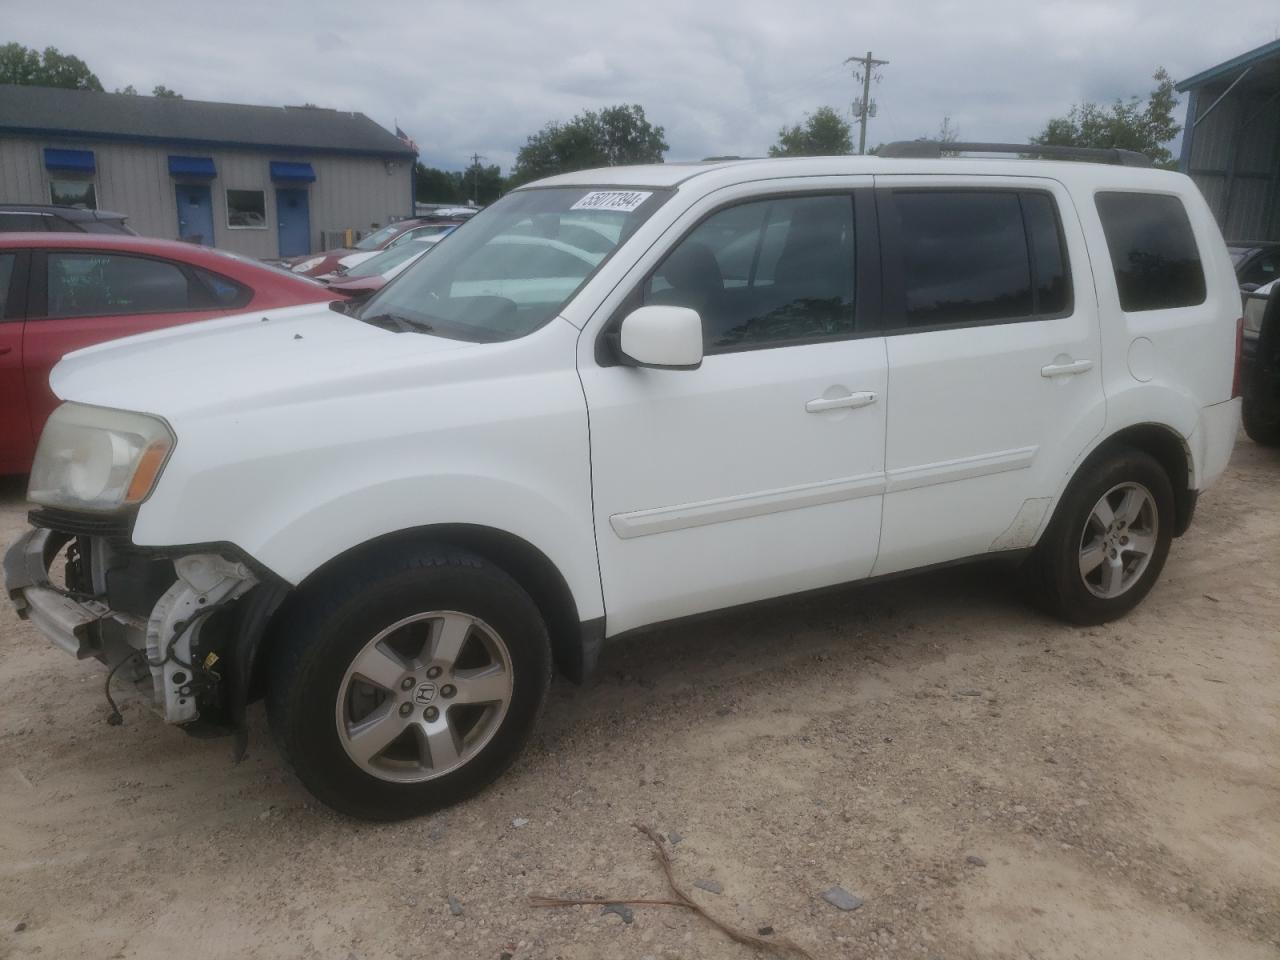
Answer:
[1092,424,1195,536]
[254,525,592,697]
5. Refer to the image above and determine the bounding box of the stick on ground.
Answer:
[530,822,817,960]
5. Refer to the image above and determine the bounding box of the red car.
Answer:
[0,233,336,474]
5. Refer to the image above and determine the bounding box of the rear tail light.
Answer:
[1232,316,1244,399]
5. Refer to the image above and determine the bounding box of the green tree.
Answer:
[509,104,667,186]
[151,84,182,99]
[415,164,460,203]
[768,106,853,157]
[460,161,504,205]
[1032,68,1181,168]
[0,43,102,90]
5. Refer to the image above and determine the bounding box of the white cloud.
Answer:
[8,0,1276,170]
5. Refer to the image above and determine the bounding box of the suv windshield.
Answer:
[359,186,669,341]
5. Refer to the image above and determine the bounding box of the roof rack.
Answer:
[878,140,1153,167]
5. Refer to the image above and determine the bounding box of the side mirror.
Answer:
[1240,282,1260,293]
[617,305,703,370]
[328,297,350,314]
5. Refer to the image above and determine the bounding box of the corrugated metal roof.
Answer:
[1177,38,1280,92]
[0,85,416,157]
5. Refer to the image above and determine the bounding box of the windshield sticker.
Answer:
[570,190,653,213]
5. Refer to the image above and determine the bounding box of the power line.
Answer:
[468,152,486,205]
[845,51,889,155]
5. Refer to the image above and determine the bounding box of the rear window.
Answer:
[1095,192,1205,311]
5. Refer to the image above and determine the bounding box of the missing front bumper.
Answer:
[5,527,258,724]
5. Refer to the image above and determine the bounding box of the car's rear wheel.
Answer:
[267,544,551,820]
[1024,447,1174,625]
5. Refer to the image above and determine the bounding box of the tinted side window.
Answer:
[46,253,194,318]
[891,191,1032,327]
[191,267,252,308]
[644,195,855,351]
[1023,193,1070,315]
[1239,251,1278,288]
[0,254,15,319]
[1095,192,1205,311]
[0,213,51,232]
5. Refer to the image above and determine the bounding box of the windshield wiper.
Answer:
[360,312,434,334]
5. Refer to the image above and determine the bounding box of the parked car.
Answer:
[332,224,457,273]
[0,204,135,235]
[320,240,437,299]
[0,233,336,473]
[1241,278,1279,445]
[6,147,1241,820]
[284,217,464,278]
[1229,241,1280,291]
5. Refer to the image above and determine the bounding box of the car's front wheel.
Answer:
[267,544,552,821]
[1024,447,1174,625]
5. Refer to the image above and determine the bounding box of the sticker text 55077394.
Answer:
[569,191,653,213]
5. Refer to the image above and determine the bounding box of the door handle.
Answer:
[0,346,11,357]
[1040,359,1093,378]
[805,391,878,413]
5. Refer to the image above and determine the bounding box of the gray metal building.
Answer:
[0,85,416,258]
[1178,40,1280,242]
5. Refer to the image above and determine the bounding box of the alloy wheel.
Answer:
[335,611,513,782]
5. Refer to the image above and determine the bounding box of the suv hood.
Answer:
[51,302,475,419]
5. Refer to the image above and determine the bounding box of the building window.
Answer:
[49,179,97,210]
[226,189,267,229]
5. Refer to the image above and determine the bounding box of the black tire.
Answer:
[1243,286,1280,447]
[1024,447,1175,626]
[266,543,552,821]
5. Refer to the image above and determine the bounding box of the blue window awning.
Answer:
[168,155,216,178]
[44,148,95,174]
[269,161,316,183]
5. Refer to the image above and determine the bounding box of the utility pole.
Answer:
[468,152,485,206]
[845,51,889,154]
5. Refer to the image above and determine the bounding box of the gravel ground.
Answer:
[0,438,1277,960]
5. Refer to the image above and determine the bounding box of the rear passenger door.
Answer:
[872,178,1105,576]
[23,250,231,437]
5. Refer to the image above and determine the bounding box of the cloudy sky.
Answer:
[11,0,1280,171]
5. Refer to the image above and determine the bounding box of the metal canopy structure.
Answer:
[1178,40,1280,242]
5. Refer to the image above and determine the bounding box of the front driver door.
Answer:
[0,251,32,473]
[580,184,887,636]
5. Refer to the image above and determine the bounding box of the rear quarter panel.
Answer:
[1070,169,1238,485]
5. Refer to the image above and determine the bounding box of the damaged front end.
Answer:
[5,511,286,742]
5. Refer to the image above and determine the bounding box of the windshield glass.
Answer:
[346,241,434,279]
[360,186,669,341]
[355,223,405,251]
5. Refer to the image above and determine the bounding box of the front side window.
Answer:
[359,186,669,342]
[1239,251,1278,288]
[226,189,266,229]
[1095,192,1205,311]
[643,195,856,351]
[46,252,193,318]
[49,179,96,210]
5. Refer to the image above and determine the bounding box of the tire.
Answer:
[1024,447,1175,626]
[266,543,552,821]
[1242,392,1280,446]
[1243,287,1280,447]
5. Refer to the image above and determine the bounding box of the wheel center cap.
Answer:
[414,682,437,704]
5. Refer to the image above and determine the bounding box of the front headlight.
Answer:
[28,403,175,513]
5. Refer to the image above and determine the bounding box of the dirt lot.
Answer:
[0,439,1277,960]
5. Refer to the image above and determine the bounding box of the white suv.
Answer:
[5,145,1242,820]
